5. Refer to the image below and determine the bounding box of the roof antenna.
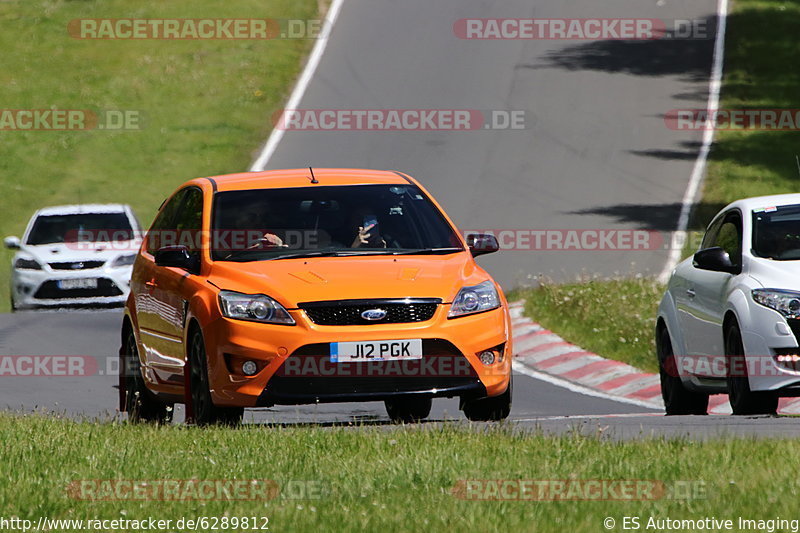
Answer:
[308,166,319,184]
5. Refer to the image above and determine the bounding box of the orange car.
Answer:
[120,168,512,425]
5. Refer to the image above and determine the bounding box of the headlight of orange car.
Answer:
[448,280,500,318]
[218,290,295,325]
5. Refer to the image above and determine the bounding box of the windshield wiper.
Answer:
[266,250,347,260]
[221,249,338,262]
[389,247,463,255]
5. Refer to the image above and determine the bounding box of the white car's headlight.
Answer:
[448,280,500,318]
[14,257,42,270]
[219,290,295,325]
[111,254,136,268]
[752,289,800,318]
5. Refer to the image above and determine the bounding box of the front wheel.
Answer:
[463,378,512,421]
[726,323,778,415]
[385,397,432,423]
[124,329,172,424]
[657,326,708,415]
[189,327,243,426]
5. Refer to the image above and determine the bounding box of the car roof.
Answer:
[202,168,412,192]
[35,204,130,216]
[724,193,800,214]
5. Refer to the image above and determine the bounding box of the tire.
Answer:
[726,322,778,415]
[10,293,17,313]
[657,326,708,415]
[385,396,432,423]
[188,327,243,426]
[462,377,512,421]
[124,328,172,424]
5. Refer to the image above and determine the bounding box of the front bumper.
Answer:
[11,266,131,309]
[202,304,512,407]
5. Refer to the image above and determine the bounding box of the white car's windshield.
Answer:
[211,184,463,261]
[27,213,134,245]
[752,204,800,260]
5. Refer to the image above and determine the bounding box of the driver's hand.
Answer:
[351,226,386,248]
[255,233,288,249]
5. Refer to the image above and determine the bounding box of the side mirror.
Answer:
[155,245,199,273]
[693,247,738,274]
[466,233,500,257]
[4,236,20,250]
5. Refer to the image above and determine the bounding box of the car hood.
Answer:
[747,257,800,289]
[207,253,487,307]
[18,242,137,265]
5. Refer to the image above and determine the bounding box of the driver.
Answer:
[349,207,386,248]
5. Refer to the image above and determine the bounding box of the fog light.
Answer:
[242,360,258,376]
[478,350,495,365]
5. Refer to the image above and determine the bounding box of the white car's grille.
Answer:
[48,260,105,270]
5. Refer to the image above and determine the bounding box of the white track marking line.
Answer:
[249,0,346,171]
[513,361,664,411]
[514,413,663,422]
[658,0,729,283]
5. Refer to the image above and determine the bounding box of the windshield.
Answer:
[752,204,800,260]
[212,184,463,261]
[26,213,134,245]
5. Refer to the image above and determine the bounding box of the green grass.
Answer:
[2,414,800,532]
[693,0,800,227]
[0,0,319,311]
[510,278,663,373]
[514,1,800,372]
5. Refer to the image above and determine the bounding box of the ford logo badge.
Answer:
[361,308,387,321]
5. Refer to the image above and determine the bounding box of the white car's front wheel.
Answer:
[725,322,778,415]
[657,326,708,415]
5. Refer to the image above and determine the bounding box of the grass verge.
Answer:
[0,0,319,311]
[691,0,800,230]
[510,278,663,373]
[514,1,799,372]
[1,414,799,532]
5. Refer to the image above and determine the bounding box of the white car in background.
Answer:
[658,193,800,415]
[5,204,141,311]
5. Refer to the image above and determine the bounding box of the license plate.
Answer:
[331,339,423,362]
[57,278,98,290]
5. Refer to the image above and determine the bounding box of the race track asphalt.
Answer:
[5,1,780,439]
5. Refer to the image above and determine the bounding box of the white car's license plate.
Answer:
[331,339,423,362]
[57,278,98,290]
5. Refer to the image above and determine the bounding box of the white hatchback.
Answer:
[658,193,800,415]
[5,204,141,310]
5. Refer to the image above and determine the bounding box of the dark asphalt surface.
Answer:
[2,310,800,439]
[259,0,719,287]
[5,1,785,439]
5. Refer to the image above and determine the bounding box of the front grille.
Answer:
[299,298,440,325]
[33,278,123,299]
[259,339,483,404]
[49,260,105,270]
